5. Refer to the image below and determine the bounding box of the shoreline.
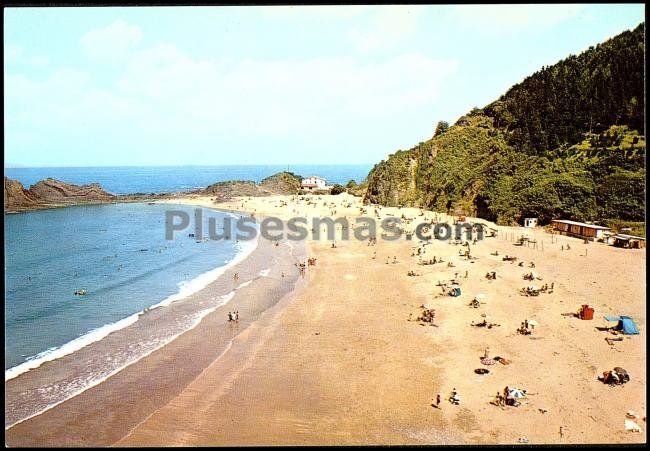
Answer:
[4,203,256,384]
[5,194,646,445]
[5,203,308,445]
[120,194,645,445]
[6,232,308,446]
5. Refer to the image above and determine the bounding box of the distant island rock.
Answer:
[4,171,304,213]
[4,177,117,212]
[198,171,303,201]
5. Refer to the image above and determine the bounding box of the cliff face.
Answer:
[4,177,41,211]
[4,177,116,212]
[364,23,645,226]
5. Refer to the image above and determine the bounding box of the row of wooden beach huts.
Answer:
[547,219,645,248]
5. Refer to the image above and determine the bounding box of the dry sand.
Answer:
[119,193,646,445]
[6,193,646,445]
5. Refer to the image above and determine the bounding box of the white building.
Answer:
[524,218,538,228]
[301,176,327,191]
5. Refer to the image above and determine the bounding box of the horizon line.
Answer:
[4,163,375,169]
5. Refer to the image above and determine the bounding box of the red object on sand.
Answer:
[580,304,594,320]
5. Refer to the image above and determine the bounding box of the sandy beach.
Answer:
[6,193,646,445]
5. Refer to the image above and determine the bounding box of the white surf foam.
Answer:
[150,235,259,310]
[5,229,259,382]
[5,312,141,382]
[5,303,223,430]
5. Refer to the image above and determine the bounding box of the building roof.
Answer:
[302,176,326,181]
[613,234,646,241]
[550,219,610,230]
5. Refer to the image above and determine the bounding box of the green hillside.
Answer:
[364,23,645,229]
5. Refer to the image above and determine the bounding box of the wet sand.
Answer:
[5,233,308,446]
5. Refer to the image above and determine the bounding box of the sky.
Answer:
[4,4,645,167]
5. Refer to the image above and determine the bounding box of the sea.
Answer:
[4,164,371,426]
[5,165,371,195]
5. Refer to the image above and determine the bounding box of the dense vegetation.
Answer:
[364,23,645,231]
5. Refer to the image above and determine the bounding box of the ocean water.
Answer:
[5,164,373,195]
[4,202,252,374]
[3,164,360,425]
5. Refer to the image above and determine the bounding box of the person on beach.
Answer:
[436,393,441,407]
[450,388,460,405]
[235,311,239,321]
[228,312,233,322]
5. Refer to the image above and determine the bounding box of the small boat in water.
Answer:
[74,288,87,296]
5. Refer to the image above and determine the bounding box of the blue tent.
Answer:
[604,315,640,335]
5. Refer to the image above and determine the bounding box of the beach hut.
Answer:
[449,285,461,297]
[550,219,610,241]
[612,234,646,249]
[524,218,538,228]
[604,316,640,335]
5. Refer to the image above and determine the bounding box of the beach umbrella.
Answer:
[527,320,539,327]
[476,293,486,300]
[508,388,527,398]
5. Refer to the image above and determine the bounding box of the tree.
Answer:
[434,121,450,136]
[330,184,346,195]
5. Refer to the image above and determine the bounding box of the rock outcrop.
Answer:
[4,171,304,212]
[200,171,302,201]
[4,177,116,212]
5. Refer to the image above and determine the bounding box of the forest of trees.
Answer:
[482,23,645,155]
[364,23,645,229]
